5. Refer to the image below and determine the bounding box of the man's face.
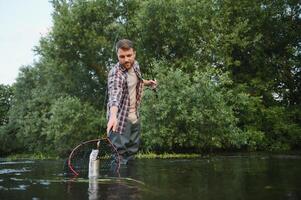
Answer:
[117,48,136,69]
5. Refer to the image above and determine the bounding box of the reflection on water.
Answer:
[85,177,144,200]
[0,153,301,200]
[0,168,31,175]
[0,161,35,165]
[88,178,98,200]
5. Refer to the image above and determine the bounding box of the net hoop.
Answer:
[67,137,120,176]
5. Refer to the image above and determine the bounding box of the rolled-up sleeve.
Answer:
[108,68,123,108]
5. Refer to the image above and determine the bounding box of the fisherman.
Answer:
[106,39,157,165]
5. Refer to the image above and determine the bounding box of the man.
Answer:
[107,39,156,165]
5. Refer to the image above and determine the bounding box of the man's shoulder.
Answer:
[108,63,126,79]
[109,63,120,74]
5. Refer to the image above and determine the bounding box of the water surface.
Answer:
[0,153,301,200]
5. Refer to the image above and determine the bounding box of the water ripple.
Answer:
[0,168,31,175]
[9,184,30,191]
[0,161,34,165]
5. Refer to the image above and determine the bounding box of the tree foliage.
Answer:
[44,96,105,156]
[0,84,13,126]
[1,0,300,155]
[141,61,265,152]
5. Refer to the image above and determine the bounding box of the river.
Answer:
[0,153,301,199]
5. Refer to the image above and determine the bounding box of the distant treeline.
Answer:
[0,0,300,156]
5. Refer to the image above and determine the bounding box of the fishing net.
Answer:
[67,138,120,177]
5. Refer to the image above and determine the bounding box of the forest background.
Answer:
[0,0,300,156]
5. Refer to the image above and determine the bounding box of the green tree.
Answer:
[207,0,301,150]
[9,0,120,152]
[0,84,20,155]
[0,84,13,126]
[141,60,265,151]
[44,96,105,155]
[6,0,301,155]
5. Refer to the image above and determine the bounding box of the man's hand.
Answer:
[143,79,157,89]
[107,116,118,133]
[107,106,118,133]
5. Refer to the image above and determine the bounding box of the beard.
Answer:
[123,61,133,69]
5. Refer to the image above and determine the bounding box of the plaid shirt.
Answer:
[107,61,144,134]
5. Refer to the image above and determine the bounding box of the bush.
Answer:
[140,60,258,152]
[262,106,301,151]
[44,96,105,155]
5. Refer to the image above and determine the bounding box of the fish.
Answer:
[88,149,100,178]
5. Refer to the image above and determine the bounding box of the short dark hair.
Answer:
[116,39,134,52]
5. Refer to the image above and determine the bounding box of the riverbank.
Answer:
[3,150,300,161]
[3,151,202,161]
[3,152,59,161]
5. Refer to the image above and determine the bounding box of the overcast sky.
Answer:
[0,0,53,85]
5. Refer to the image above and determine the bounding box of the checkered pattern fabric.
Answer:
[107,61,143,134]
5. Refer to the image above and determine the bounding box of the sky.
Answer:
[0,0,53,85]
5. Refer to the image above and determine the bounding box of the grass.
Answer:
[136,152,201,159]
[4,151,201,160]
[5,152,59,161]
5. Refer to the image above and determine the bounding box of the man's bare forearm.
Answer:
[110,106,118,119]
[107,106,118,133]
